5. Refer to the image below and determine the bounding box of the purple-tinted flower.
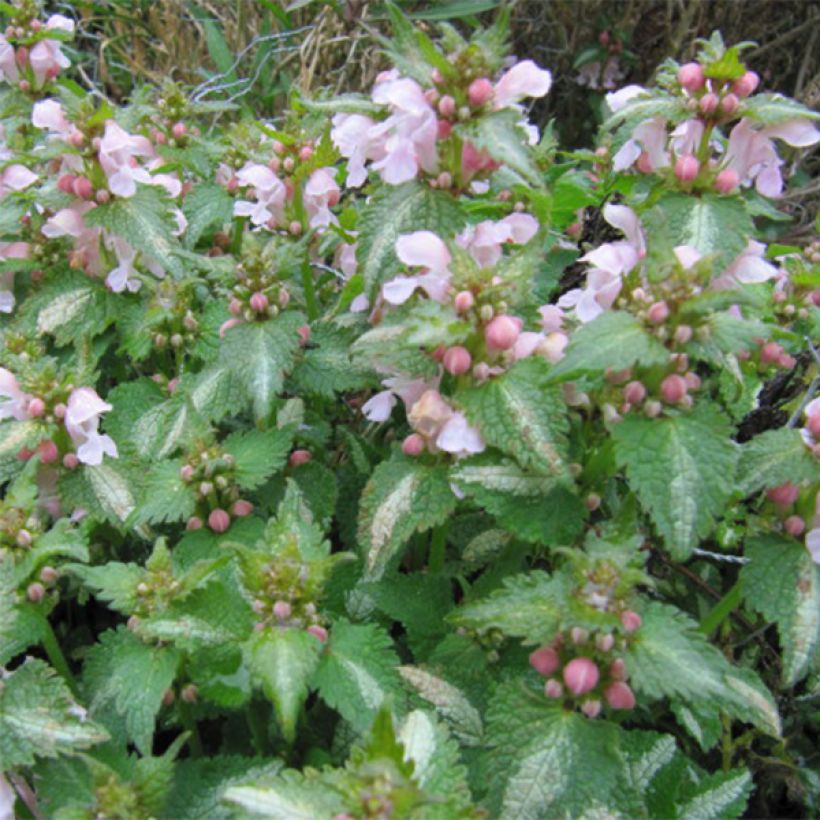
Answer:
[383,231,452,304]
[64,387,118,465]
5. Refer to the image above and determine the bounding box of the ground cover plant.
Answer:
[1,1,819,817]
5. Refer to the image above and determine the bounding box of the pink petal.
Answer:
[500,213,539,244]
[436,413,485,455]
[603,203,643,250]
[605,85,648,113]
[382,275,420,305]
[32,99,69,132]
[807,529,820,565]
[396,231,451,273]
[494,60,552,108]
[674,245,702,269]
[2,164,38,191]
[612,139,642,172]
[362,390,396,422]
[763,118,820,148]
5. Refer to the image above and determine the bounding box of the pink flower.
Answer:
[0,164,38,197]
[558,204,644,322]
[103,235,142,293]
[304,167,340,229]
[41,203,103,275]
[436,412,484,457]
[32,98,72,136]
[362,376,434,423]
[98,121,154,198]
[233,162,287,226]
[712,240,778,289]
[457,213,539,268]
[612,117,669,172]
[29,15,75,86]
[807,528,820,565]
[383,231,452,304]
[0,33,19,83]
[331,113,379,188]
[575,57,626,91]
[605,85,649,114]
[64,387,118,465]
[0,368,32,421]
[0,241,29,313]
[493,60,552,109]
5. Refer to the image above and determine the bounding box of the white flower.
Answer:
[65,387,118,465]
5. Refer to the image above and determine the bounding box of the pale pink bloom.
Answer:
[493,60,552,109]
[98,121,154,198]
[605,85,649,113]
[799,397,820,450]
[0,33,18,83]
[538,305,565,332]
[331,113,379,188]
[807,529,820,565]
[436,412,485,457]
[558,204,643,323]
[362,376,433,423]
[458,213,539,268]
[575,57,626,91]
[541,331,570,363]
[383,231,452,304]
[215,162,234,187]
[233,162,287,226]
[673,245,702,269]
[32,99,71,135]
[65,387,118,465]
[0,241,29,313]
[712,240,778,289]
[670,118,704,156]
[408,389,454,439]
[368,77,439,184]
[0,164,38,196]
[41,203,103,275]
[612,117,668,172]
[304,167,340,229]
[724,118,819,198]
[512,331,544,360]
[1,772,14,820]
[145,158,182,198]
[29,16,75,86]
[0,367,32,421]
[103,235,142,293]
[335,240,358,278]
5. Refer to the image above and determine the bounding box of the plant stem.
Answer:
[301,254,319,321]
[699,581,743,636]
[41,618,80,698]
[230,216,246,256]
[428,524,448,573]
[178,701,203,758]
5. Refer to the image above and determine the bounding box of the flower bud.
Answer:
[714,168,740,194]
[766,482,799,508]
[27,397,46,417]
[297,325,310,346]
[760,341,783,364]
[40,566,59,584]
[289,449,312,467]
[581,699,602,718]
[623,381,647,405]
[684,371,701,391]
[677,62,705,92]
[443,346,472,376]
[732,71,759,98]
[468,77,494,107]
[646,301,669,324]
[595,633,615,652]
[307,624,328,643]
[485,315,520,350]
[162,688,176,706]
[181,684,198,704]
[171,122,187,140]
[454,290,474,313]
[57,173,77,193]
[232,499,254,517]
[620,611,642,632]
[62,452,79,470]
[437,120,452,140]
[249,291,269,313]
[721,93,739,115]
[437,171,452,189]
[699,92,719,114]
[570,627,589,645]
[208,508,231,533]
[784,515,805,537]
[563,657,599,696]
[27,582,46,603]
[585,493,601,511]
[72,176,94,199]
[438,95,456,118]
[660,374,688,404]
[604,681,636,710]
[609,658,628,680]
[778,353,796,369]
[529,646,560,677]
[544,679,564,698]
[37,440,59,464]
[186,516,203,531]
[273,600,292,620]
[674,155,699,183]
[402,433,426,457]
[16,529,33,547]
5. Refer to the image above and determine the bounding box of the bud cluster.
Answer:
[529,610,642,717]
[0,499,44,558]
[148,281,202,358]
[179,441,253,534]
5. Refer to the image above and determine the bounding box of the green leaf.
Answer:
[737,428,818,495]
[245,627,321,743]
[84,185,185,278]
[447,570,567,643]
[741,93,820,125]
[613,404,739,559]
[224,770,344,818]
[648,193,753,271]
[223,427,293,491]
[357,457,458,579]
[131,459,196,525]
[456,110,541,185]
[59,462,138,526]
[0,659,108,770]
[220,314,305,422]
[547,311,668,381]
[398,666,483,745]
[13,519,89,585]
[313,620,403,732]
[67,561,143,614]
[482,680,626,818]
[458,358,569,475]
[408,0,500,19]
[182,182,234,248]
[602,93,688,152]
[83,627,180,754]
[625,601,781,738]
[357,181,465,299]
[741,534,820,686]
[675,768,753,820]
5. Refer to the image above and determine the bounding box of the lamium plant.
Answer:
[0,3,819,818]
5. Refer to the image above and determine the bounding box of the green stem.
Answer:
[301,255,319,321]
[246,701,268,755]
[230,216,246,256]
[41,618,80,698]
[428,524,448,574]
[699,581,743,637]
[720,712,733,772]
[178,701,203,758]
[696,123,715,165]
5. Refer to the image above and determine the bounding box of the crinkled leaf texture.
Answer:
[737,427,818,495]
[0,658,108,769]
[613,404,739,559]
[741,534,820,686]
